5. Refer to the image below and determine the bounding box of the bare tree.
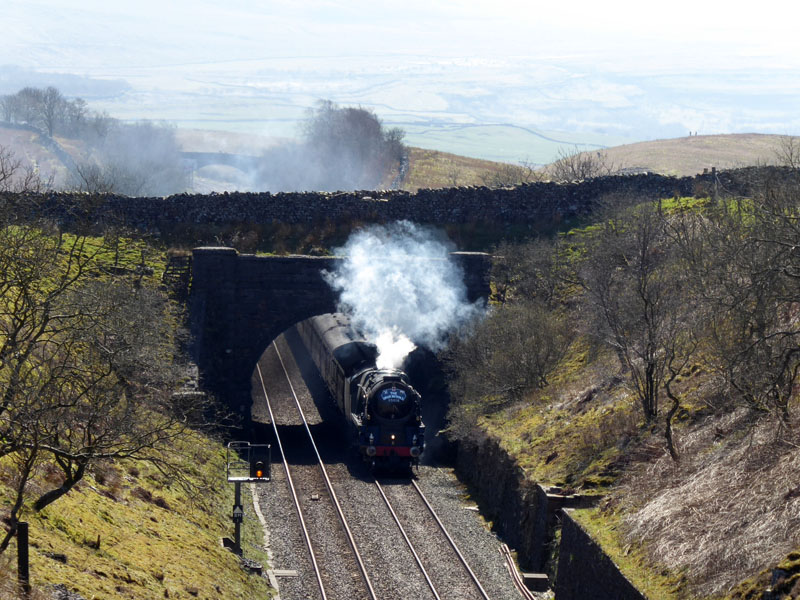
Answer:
[0,224,207,553]
[304,100,402,190]
[256,99,407,192]
[3,86,104,140]
[0,144,51,193]
[39,86,66,137]
[12,87,44,127]
[480,160,542,188]
[774,135,800,169]
[548,145,618,183]
[577,202,691,423]
[446,164,462,187]
[0,145,22,190]
[0,95,20,122]
[688,187,800,422]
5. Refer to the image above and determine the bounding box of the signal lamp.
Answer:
[250,460,266,479]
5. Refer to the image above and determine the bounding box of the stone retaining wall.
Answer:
[456,434,644,597]
[455,435,550,571]
[555,509,648,600]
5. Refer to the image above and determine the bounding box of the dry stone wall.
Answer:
[4,167,794,234]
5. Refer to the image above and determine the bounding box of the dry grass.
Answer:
[618,409,800,597]
[596,133,784,177]
[401,147,523,191]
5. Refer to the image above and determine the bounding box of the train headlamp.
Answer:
[390,434,396,444]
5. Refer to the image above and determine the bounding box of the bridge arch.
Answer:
[188,247,491,415]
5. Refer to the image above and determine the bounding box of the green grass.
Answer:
[0,431,274,599]
[476,338,636,492]
[62,232,168,281]
[570,507,686,599]
[1,230,273,598]
[724,549,800,599]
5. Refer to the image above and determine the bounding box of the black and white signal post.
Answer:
[226,441,270,556]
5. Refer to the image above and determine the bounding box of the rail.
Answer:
[374,480,442,600]
[411,479,492,600]
[272,341,378,600]
[255,361,328,599]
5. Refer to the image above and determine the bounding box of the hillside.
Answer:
[0,125,75,188]
[446,192,800,598]
[596,133,782,177]
[0,431,273,600]
[401,147,525,191]
[403,134,789,189]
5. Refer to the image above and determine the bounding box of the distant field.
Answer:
[400,123,626,165]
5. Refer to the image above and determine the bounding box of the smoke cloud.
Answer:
[324,221,482,369]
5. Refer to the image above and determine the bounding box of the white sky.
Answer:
[7,0,800,67]
[3,0,800,155]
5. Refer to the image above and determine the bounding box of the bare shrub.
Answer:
[547,145,619,182]
[480,161,542,188]
[447,300,574,402]
[774,135,800,169]
[0,559,50,599]
[72,121,188,196]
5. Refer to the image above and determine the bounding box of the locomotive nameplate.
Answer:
[380,388,407,403]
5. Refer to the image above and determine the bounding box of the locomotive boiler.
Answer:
[297,313,425,470]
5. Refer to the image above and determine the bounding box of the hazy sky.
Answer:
[7,0,796,65]
[4,0,800,160]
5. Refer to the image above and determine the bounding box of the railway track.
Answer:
[254,331,526,600]
[375,477,493,600]
[374,477,495,600]
[256,341,376,600]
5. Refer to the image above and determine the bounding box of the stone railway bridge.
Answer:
[188,246,492,415]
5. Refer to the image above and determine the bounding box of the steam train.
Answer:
[297,313,425,471]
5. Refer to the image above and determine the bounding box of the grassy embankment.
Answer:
[0,233,273,599]
[459,196,800,599]
[0,432,272,600]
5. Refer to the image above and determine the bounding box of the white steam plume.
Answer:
[324,221,483,369]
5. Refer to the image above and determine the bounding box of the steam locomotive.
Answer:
[297,313,425,471]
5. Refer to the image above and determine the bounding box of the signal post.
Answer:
[226,441,270,556]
